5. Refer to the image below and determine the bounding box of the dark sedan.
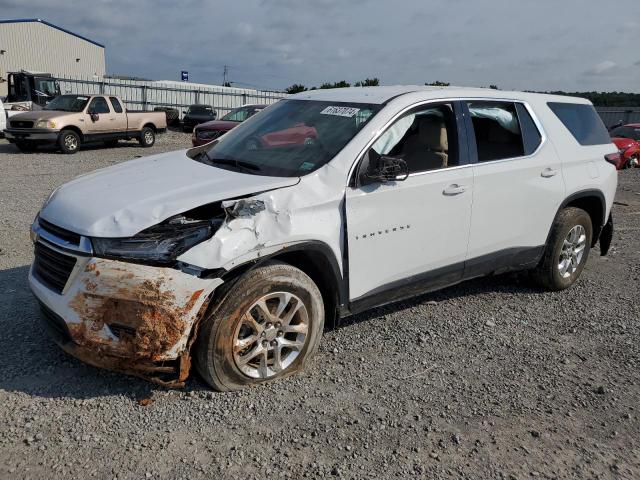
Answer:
[192,104,266,146]
[182,104,217,132]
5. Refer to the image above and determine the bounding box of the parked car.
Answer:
[182,104,216,132]
[29,86,617,390]
[192,104,265,146]
[609,124,640,169]
[3,94,167,154]
[0,98,6,137]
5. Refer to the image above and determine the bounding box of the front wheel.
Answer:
[532,207,592,291]
[626,155,639,169]
[58,130,81,154]
[194,261,325,391]
[139,127,155,148]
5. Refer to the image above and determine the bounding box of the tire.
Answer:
[15,141,36,152]
[139,127,155,148]
[626,155,639,169]
[194,261,325,391]
[58,130,81,154]
[532,207,593,291]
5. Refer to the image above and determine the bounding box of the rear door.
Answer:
[345,102,474,307]
[108,97,128,134]
[463,100,564,275]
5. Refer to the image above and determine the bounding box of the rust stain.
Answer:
[85,263,97,272]
[183,289,204,314]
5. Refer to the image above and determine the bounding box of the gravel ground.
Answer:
[0,133,638,479]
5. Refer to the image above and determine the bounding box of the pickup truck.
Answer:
[3,94,167,154]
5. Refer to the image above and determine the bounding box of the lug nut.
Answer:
[265,322,273,329]
[275,322,281,328]
[261,331,266,338]
[270,340,277,347]
[277,331,283,337]
[261,340,268,348]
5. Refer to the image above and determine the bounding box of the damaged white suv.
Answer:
[29,86,617,390]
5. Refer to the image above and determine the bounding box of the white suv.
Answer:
[29,86,617,390]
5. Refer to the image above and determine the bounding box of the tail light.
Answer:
[605,153,623,170]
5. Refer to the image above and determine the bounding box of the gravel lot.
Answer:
[0,133,638,479]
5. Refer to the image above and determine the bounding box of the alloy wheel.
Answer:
[558,224,586,278]
[233,292,309,379]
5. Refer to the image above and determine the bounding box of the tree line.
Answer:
[285,80,640,107]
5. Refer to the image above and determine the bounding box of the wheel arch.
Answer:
[211,241,347,329]
[142,122,157,132]
[59,126,84,142]
[553,189,606,247]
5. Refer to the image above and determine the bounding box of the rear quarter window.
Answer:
[547,102,611,146]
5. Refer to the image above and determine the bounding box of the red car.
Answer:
[609,124,640,169]
[192,104,266,146]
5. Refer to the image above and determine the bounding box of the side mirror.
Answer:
[360,149,409,186]
[89,112,99,121]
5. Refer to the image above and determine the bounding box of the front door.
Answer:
[345,102,473,308]
[84,96,116,134]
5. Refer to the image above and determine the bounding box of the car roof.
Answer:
[287,85,592,105]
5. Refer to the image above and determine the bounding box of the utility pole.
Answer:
[223,65,229,86]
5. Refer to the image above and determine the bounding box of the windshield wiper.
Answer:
[196,152,261,173]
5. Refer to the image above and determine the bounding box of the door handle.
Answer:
[443,184,468,196]
[541,167,558,178]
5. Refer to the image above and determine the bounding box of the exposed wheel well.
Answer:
[563,194,604,246]
[59,126,83,142]
[216,247,344,330]
[142,123,156,132]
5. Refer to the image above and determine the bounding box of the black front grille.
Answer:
[38,301,72,344]
[39,218,81,246]
[10,120,34,129]
[33,242,77,294]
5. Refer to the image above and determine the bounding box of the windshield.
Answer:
[193,99,379,177]
[44,95,90,112]
[221,106,262,122]
[188,105,213,115]
[610,126,640,141]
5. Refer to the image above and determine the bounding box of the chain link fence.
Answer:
[55,75,286,119]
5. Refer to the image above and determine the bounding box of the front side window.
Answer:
[88,97,111,114]
[371,103,458,173]
[188,105,214,115]
[467,102,525,162]
[193,99,379,177]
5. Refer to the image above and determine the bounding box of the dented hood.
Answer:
[40,150,299,237]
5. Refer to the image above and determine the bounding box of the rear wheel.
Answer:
[532,207,592,291]
[139,127,155,148]
[58,130,81,154]
[194,261,324,391]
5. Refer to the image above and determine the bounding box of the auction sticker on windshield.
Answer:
[320,106,360,117]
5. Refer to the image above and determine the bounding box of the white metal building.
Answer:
[0,18,106,97]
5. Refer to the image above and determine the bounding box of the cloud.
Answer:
[2,0,640,92]
[584,60,617,76]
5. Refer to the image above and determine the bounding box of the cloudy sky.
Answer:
[3,0,640,92]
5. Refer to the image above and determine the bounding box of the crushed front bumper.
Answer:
[29,244,223,387]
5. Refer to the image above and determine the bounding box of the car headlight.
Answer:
[92,216,220,264]
[35,120,57,129]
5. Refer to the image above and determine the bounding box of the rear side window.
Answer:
[515,103,542,155]
[467,102,524,162]
[547,102,611,146]
[109,97,123,113]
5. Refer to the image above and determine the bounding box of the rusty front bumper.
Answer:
[30,254,223,387]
